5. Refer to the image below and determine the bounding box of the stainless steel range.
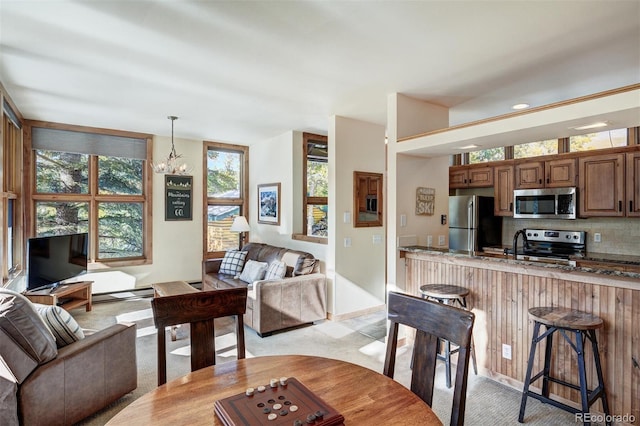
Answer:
[512,229,586,266]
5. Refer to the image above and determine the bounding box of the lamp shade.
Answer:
[230,216,250,232]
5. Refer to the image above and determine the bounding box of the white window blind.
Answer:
[32,127,147,159]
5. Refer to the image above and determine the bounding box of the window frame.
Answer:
[203,141,249,259]
[296,132,328,244]
[25,120,153,267]
[2,108,23,281]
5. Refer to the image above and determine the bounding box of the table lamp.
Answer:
[230,216,250,249]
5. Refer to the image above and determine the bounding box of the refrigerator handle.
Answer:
[468,200,473,253]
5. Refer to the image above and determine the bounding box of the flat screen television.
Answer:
[26,233,88,292]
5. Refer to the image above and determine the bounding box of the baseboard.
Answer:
[327,304,385,322]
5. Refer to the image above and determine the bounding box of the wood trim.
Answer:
[399,83,640,142]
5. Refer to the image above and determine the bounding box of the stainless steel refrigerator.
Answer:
[449,195,502,254]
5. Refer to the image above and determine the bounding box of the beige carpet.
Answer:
[69,292,598,425]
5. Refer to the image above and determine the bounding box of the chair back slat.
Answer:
[384,291,475,426]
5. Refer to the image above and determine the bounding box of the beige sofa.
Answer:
[0,289,137,426]
[202,243,327,337]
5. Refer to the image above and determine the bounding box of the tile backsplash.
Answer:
[502,217,639,256]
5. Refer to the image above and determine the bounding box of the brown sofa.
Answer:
[202,243,327,337]
[0,289,137,426]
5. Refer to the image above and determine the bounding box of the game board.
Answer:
[214,377,345,426]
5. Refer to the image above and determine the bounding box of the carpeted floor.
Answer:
[70,291,597,425]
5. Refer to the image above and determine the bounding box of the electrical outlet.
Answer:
[344,237,351,248]
[372,234,382,245]
[427,235,433,247]
[502,343,512,360]
[594,233,601,243]
[438,235,446,246]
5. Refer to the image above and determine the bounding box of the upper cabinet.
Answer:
[514,158,576,189]
[449,166,493,189]
[494,164,514,216]
[626,151,640,217]
[578,153,625,217]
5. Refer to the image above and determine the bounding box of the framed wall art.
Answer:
[258,182,281,225]
[165,175,193,221]
[415,187,435,216]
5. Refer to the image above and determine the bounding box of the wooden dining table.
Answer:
[106,354,442,425]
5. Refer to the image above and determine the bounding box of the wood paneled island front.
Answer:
[400,249,639,423]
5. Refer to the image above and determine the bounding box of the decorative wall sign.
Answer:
[165,175,193,221]
[415,187,435,216]
[258,183,280,225]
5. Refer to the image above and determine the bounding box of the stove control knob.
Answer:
[573,235,579,239]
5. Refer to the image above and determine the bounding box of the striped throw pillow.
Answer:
[33,304,85,348]
[264,260,287,280]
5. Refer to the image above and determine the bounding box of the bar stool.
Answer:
[419,284,478,388]
[518,306,610,426]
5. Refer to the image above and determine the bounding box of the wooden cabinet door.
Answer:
[468,166,493,187]
[449,168,469,189]
[626,151,640,217]
[494,165,514,216]
[515,161,544,189]
[579,153,625,217]
[546,158,577,187]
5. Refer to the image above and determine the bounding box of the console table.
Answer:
[25,281,92,312]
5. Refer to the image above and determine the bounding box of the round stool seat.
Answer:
[528,306,603,330]
[419,284,470,300]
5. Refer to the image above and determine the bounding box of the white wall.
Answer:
[89,134,204,292]
[329,116,387,317]
[394,154,450,290]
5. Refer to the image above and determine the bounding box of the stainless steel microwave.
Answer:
[513,187,577,219]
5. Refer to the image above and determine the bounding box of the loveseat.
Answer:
[202,243,327,337]
[0,289,137,425]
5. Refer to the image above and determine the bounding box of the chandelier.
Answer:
[152,115,190,175]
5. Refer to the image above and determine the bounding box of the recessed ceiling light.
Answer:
[512,103,530,110]
[458,144,480,150]
[572,122,609,130]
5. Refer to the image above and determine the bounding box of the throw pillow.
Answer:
[219,250,248,275]
[239,260,269,283]
[0,289,57,365]
[33,304,85,348]
[293,258,318,276]
[264,260,287,280]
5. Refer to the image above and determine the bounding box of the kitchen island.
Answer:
[399,247,639,422]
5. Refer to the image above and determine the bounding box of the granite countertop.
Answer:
[398,245,640,280]
[572,252,640,265]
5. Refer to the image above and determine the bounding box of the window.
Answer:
[204,141,248,257]
[569,128,628,151]
[468,147,504,163]
[29,123,152,265]
[2,107,22,279]
[302,133,328,240]
[514,139,559,159]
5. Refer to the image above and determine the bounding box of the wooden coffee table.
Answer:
[25,281,92,312]
[152,281,200,340]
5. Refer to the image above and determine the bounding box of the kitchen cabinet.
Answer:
[493,164,514,216]
[449,166,493,189]
[514,158,576,189]
[578,153,625,217]
[626,151,640,217]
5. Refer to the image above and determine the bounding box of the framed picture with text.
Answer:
[258,183,280,225]
[165,175,193,221]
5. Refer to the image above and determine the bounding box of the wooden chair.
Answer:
[151,287,247,386]
[384,291,475,426]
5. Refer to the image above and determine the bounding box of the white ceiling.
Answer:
[1,1,639,151]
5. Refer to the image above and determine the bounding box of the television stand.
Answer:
[25,281,92,312]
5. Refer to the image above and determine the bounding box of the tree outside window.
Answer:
[303,133,328,239]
